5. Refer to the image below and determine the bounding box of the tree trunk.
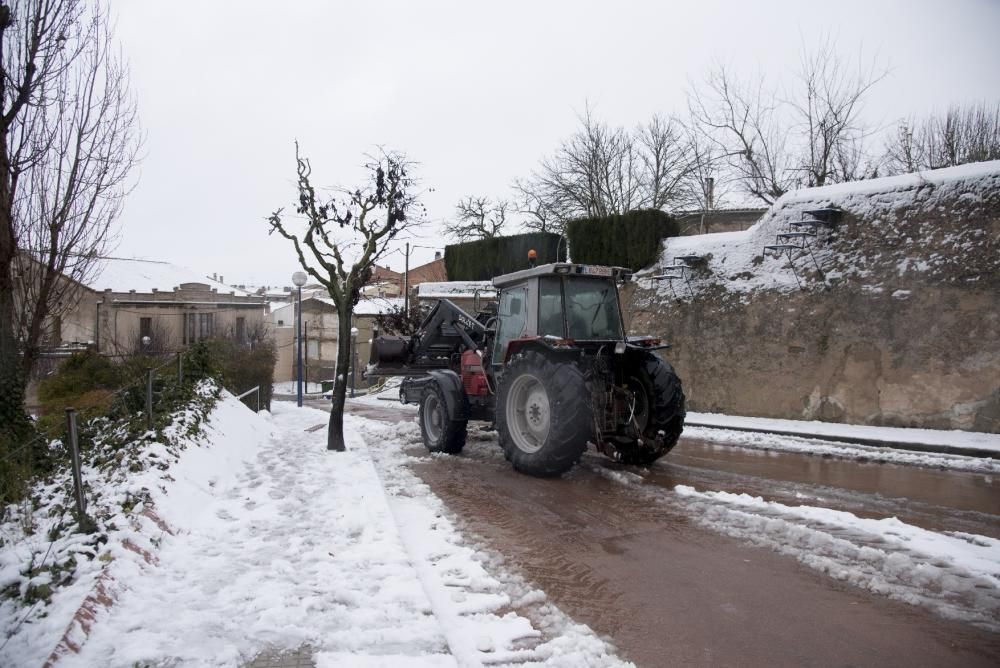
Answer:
[0,144,30,445]
[326,303,351,451]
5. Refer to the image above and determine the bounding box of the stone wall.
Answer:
[625,162,1000,433]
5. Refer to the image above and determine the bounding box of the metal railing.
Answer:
[235,386,261,413]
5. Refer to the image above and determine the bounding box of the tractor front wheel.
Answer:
[419,381,467,454]
[497,351,592,476]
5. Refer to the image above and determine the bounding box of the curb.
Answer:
[684,421,998,460]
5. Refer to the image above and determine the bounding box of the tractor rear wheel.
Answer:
[419,381,467,454]
[618,354,685,466]
[497,351,592,476]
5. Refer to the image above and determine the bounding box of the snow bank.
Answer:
[8,396,629,667]
[0,385,268,667]
[674,485,1000,630]
[637,160,1000,299]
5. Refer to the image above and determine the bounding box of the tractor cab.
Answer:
[490,263,633,368]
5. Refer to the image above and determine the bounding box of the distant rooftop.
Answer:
[85,258,252,296]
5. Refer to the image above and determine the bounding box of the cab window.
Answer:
[493,287,527,365]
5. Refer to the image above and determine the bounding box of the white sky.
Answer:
[111,0,1000,287]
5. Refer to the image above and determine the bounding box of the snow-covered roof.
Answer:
[314,296,405,315]
[86,258,253,296]
[416,281,496,299]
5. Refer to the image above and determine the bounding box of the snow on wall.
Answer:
[637,161,1000,301]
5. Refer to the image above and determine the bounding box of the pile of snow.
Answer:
[673,486,1000,631]
[638,160,1000,300]
[0,382,262,666]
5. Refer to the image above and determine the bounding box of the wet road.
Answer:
[332,399,1000,666]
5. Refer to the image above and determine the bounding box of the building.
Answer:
[415,281,495,314]
[56,258,268,356]
[270,295,403,384]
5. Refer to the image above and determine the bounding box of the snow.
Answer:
[673,486,1000,631]
[1,392,629,667]
[686,411,1000,455]
[416,282,496,300]
[636,160,1000,298]
[87,258,253,296]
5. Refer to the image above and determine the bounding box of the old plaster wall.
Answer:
[626,162,1000,433]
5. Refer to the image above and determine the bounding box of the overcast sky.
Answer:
[111,0,1000,287]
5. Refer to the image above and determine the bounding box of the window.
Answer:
[236,317,246,344]
[537,276,565,337]
[492,287,527,366]
[199,312,214,339]
[183,312,215,345]
[565,278,623,340]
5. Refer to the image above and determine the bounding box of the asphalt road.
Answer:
[327,399,1000,667]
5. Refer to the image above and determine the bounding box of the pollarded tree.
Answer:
[268,144,424,451]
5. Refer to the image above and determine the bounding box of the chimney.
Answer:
[434,251,441,260]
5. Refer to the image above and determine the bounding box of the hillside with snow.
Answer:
[635,161,1000,301]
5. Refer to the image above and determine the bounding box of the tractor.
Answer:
[369,261,685,476]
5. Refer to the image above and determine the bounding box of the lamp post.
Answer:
[292,271,308,407]
[349,327,359,398]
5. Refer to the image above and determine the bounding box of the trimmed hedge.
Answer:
[445,232,566,281]
[565,209,679,270]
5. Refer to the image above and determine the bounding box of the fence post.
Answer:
[146,367,154,430]
[177,352,183,384]
[65,408,93,532]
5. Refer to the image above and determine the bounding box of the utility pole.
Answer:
[404,242,410,313]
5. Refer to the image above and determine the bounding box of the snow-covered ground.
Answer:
[687,411,1000,453]
[1,392,628,667]
[4,382,997,665]
[673,486,1000,631]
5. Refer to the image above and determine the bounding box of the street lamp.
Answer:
[292,271,308,407]
[350,326,359,398]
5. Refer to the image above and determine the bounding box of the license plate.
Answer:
[582,265,612,276]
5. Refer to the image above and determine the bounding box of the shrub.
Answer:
[189,338,277,411]
[565,209,679,270]
[445,232,566,281]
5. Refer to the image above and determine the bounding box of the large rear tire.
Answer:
[419,381,467,454]
[497,351,592,477]
[618,354,685,466]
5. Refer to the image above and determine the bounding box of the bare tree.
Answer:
[637,114,693,210]
[687,65,795,204]
[445,195,509,241]
[884,102,1000,174]
[0,0,140,446]
[268,144,424,451]
[688,42,886,204]
[511,178,556,233]
[518,107,694,230]
[790,38,886,186]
